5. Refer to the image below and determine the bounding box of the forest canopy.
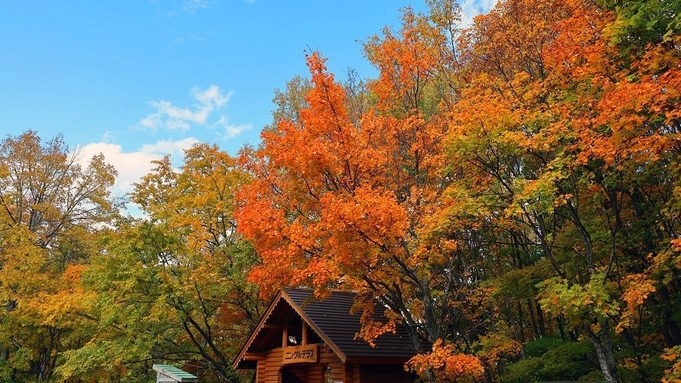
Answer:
[1,0,681,382]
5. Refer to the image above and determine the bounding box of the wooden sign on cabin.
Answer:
[283,344,318,365]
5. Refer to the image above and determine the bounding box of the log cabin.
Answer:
[233,288,419,383]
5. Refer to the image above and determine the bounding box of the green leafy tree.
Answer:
[0,130,119,382]
[442,0,681,381]
[59,144,263,382]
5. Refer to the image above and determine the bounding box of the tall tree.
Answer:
[237,14,485,377]
[58,143,263,382]
[0,130,119,381]
[442,0,681,381]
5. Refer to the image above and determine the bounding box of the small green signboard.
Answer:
[152,364,199,383]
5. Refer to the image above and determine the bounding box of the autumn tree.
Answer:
[3,1,680,382]
[0,130,119,381]
[236,5,496,378]
[270,75,312,128]
[58,143,263,382]
[436,0,681,381]
[605,0,681,54]
[269,69,372,133]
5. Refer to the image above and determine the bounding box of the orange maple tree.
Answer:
[236,16,485,376]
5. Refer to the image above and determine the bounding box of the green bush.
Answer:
[501,339,601,382]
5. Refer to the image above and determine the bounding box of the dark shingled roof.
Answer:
[233,288,420,369]
[285,288,418,360]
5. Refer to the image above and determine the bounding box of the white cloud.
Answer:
[216,115,252,139]
[460,0,498,27]
[481,0,499,10]
[193,84,229,107]
[138,85,232,131]
[137,85,251,146]
[75,138,198,198]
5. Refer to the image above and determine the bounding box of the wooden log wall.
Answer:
[255,344,347,383]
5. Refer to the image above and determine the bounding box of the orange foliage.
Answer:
[239,2,681,381]
[237,20,456,353]
[662,345,681,383]
[366,7,439,112]
[407,339,485,382]
[237,50,446,301]
[541,1,681,167]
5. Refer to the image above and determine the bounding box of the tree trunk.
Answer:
[535,300,546,337]
[659,285,681,346]
[517,300,526,343]
[586,320,619,383]
[557,315,567,341]
[527,298,539,338]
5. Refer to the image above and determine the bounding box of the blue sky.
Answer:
[1,0,495,209]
